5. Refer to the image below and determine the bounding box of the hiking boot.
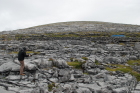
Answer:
[20,74,25,76]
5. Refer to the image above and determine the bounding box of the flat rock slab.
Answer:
[134,42,140,50]
[6,75,27,80]
[135,83,140,90]
[0,62,20,72]
[78,83,101,91]
[0,87,15,93]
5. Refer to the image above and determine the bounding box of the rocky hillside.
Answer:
[0,21,140,92]
[1,21,140,35]
[1,21,140,42]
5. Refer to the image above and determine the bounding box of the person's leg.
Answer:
[19,60,25,75]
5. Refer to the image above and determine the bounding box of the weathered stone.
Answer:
[0,87,15,93]
[78,83,102,92]
[106,44,123,51]
[104,57,122,64]
[49,78,58,83]
[58,69,70,77]
[0,62,20,72]
[86,69,97,75]
[134,42,140,50]
[112,87,129,93]
[75,87,92,93]
[69,74,75,81]
[53,59,69,68]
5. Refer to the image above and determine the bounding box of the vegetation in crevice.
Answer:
[48,82,55,92]
[82,57,88,60]
[105,59,140,81]
[67,58,86,69]
[2,30,140,41]
[95,60,100,65]
[9,51,40,55]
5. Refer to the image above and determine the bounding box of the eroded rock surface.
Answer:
[0,40,140,93]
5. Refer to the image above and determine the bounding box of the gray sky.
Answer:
[0,0,140,31]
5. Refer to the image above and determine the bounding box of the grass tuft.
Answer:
[127,59,140,66]
[48,82,55,92]
[67,59,86,69]
[106,61,140,81]
[95,60,100,65]
[82,57,88,60]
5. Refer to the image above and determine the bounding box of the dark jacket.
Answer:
[18,50,29,61]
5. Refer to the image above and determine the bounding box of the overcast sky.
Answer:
[0,0,140,32]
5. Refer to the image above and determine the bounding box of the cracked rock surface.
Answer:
[0,40,140,93]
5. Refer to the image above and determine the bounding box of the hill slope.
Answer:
[7,21,140,35]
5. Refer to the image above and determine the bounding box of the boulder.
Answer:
[33,58,53,68]
[58,69,70,77]
[59,75,71,83]
[0,62,20,72]
[104,57,122,64]
[88,55,96,62]
[15,59,37,70]
[134,42,140,50]
[129,56,137,60]
[53,58,69,68]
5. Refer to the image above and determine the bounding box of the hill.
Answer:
[1,21,140,41]
[4,21,140,34]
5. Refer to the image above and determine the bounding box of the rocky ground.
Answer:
[0,40,140,93]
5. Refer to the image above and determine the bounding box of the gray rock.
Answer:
[0,62,20,72]
[24,63,37,70]
[52,70,58,77]
[31,87,48,93]
[40,52,46,55]
[63,84,72,93]
[49,78,58,83]
[0,87,15,93]
[86,69,97,75]
[135,83,140,90]
[112,87,128,93]
[95,56,104,63]
[5,75,27,80]
[125,63,129,66]
[106,44,123,51]
[69,74,75,81]
[129,56,137,60]
[75,87,92,93]
[104,57,122,64]
[88,55,96,62]
[134,42,140,50]
[78,83,102,92]
[59,75,71,83]
[53,58,69,68]
[58,69,70,77]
